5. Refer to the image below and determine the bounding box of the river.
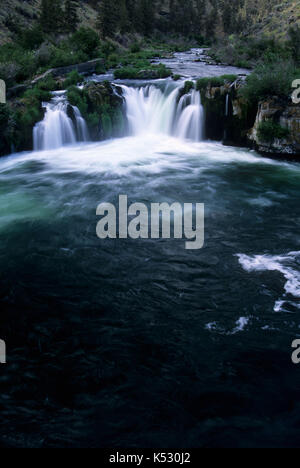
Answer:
[0,52,299,448]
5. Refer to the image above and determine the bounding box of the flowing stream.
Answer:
[0,63,300,447]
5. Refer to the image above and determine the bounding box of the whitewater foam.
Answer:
[121,84,204,141]
[237,251,300,312]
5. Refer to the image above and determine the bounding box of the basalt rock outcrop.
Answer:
[199,78,257,146]
[248,98,300,156]
[199,79,300,159]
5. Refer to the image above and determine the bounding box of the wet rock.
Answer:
[249,98,300,156]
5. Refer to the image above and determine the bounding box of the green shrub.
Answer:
[289,25,300,65]
[100,41,117,59]
[0,62,21,87]
[67,86,88,116]
[211,36,292,68]
[23,87,51,103]
[0,104,14,155]
[63,71,84,88]
[71,27,100,57]
[50,47,81,68]
[37,75,57,92]
[130,43,141,53]
[196,74,237,90]
[173,74,181,81]
[107,54,120,68]
[239,61,296,104]
[221,74,238,83]
[17,26,44,50]
[95,62,106,75]
[257,121,290,143]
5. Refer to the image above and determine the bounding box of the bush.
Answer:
[71,27,100,57]
[289,25,300,65]
[173,74,181,81]
[17,26,44,50]
[16,86,49,136]
[100,41,117,59]
[0,62,21,87]
[67,86,88,116]
[95,62,106,75]
[0,104,14,155]
[50,47,81,68]
[107,54,120,68]
[63,71,84,88]
[239,61,296,104]
[23,87,51,103]
[37,75,57,92]
[211,36,291,68]
[257,121,290,143]
[196,74,237,90]
[130,43,141,54]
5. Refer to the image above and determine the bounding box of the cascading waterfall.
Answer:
[175,89,204,141]
[225,94,230,117]
[72,106,90,142]
[121,84,204,142]
[33,91,89,151]
[33,83,204,151]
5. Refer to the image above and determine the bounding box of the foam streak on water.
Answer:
[237,252,300,312]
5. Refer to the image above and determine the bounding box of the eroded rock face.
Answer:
[249,98,300,156]
[200,80,300,158]
[200,79,256,144]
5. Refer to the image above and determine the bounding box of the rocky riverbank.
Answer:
[198,77,300,159]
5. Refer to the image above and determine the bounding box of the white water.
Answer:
[225,94,230,117]
[237,252,300,312]
[121,84,204,141]
[34,84,204,151]
[33,92,89,151]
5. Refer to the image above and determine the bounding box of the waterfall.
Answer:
[72,106,90,142]
[33,92,89,151]
[225,94,230,117]
[174,90,204,141]
[121,84,204,142]
[33,84,205,150]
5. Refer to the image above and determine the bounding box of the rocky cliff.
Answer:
[200,79,300,159]
[248,98,300,156]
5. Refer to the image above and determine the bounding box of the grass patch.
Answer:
[196,74,238,90]
[257,121,290,143]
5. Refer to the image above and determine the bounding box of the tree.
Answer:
[64,0,79,32]
[97,0,120,39]
[289,25,300,65]
[119,0,130,34]
[40,0,64,33]
[137,0,156,36]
